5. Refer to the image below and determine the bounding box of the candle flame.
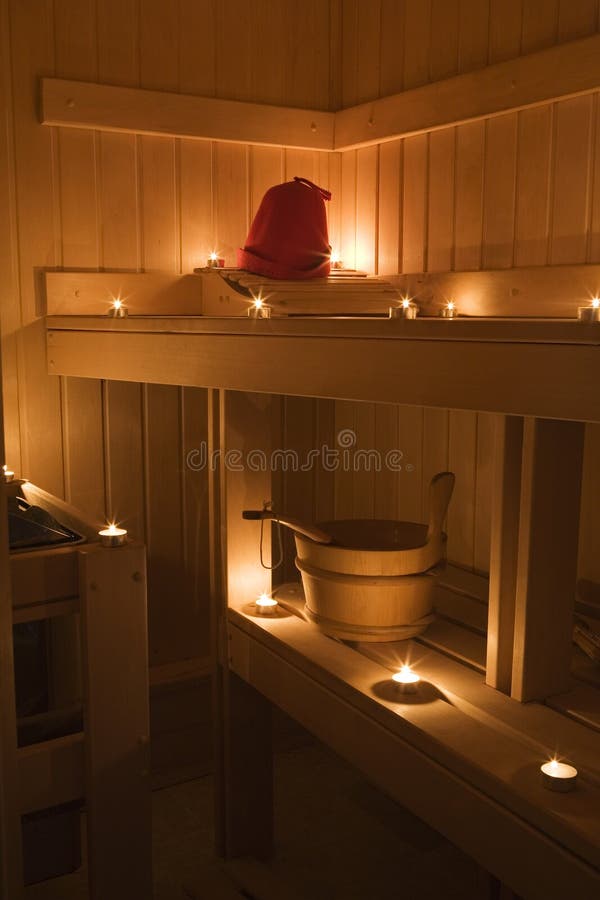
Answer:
[447,300,455,311]
[209,252,218,262]
[400,664,413,677]
[256,592,277,607]
[330,249,341,265]
[253,297,263,309]
[112,298,122,310]
[401,298,410,309]
[592,297,600,309]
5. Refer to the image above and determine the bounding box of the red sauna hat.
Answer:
[237,176,332,279]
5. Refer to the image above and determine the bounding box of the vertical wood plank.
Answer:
[286,0,331,109]
[355,0,381,103]
[514,106,552,267]
[139,0,179,91]
[482,115,518,269]
[140,137,178,271]
[429,0,459,81]
[79,544,152,899]
[403,0,432,89]
[340,150,357,269]
[474,413,495,574]
[557,0,598,40]
[589,94,600,264]
[215,0,253,102]
[488,0,523,63]
[97,0,139,86]
[10,0,64,495]
[215,143,249,266]
[397,406,424,523]
[282,397,318,582]
[521,0,559,53]
[352,402,376,518]
[421,409,449,526]
[341,0,359,108]
[447,411,477,568]
[578,424,600,584]
[379,0,405,96]
[314,399,336,524]
[549,96,593,265]
[427,129,455,272]
[180,0,217,96]
[512,419,585,702]
[402,134,428,273]
[104,381,145,539]
[486,416,523,694]
[144,384,186,666]
[355,146,379,273]
[61,378,105,521]
[99,133,139,270]
[180,140,214,272]
[0,0,22,472]
[377,140,402,276]
[182,386,211,661]
[454,121,484,271]
[333,400,356,520]
[373,404,399,519]
[457,0,490,72]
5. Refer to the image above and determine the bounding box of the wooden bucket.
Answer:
[296,553,438,642]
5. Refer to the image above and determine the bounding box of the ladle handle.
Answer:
[426,472,455,541]
[242,509,332,545]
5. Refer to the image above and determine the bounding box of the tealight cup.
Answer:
[392,666,420,695]
[255,594,278,617]
[389,301,417,320]
[577,303,600,323]
[248,303,271,319]
[98,524,128,548]
[540,760,578,793]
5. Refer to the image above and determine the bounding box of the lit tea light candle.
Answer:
[2,464,14,483]
[440,300,458,319]
[389,297,418,320]
[392,664,420,695]
[98,523,128,547]
[541,758,578,793]
[255,593,278,616]
[108,298,128,318]
[578,297,600,323]
[330,250,343,270]
[207,251,224,268]
[247,297,271,319]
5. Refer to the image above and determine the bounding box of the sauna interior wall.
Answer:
[2,1,600,683]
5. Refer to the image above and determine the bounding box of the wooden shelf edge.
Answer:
[41,34,600,152]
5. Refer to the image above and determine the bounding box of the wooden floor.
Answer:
[24,742,484,900]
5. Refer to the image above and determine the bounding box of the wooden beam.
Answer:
[17,733,84,815]
[393,264,600,318]
[486,416,524,694]
[44,271,202,317]
[46,328,600,424]
[79,543,152,899]
[512,419,585,702]
[335,33,600,148]
[41,36,600,152]
[41,78,334,151]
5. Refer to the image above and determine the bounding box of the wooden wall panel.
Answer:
[331,0,600,577]
[0,1,341,675]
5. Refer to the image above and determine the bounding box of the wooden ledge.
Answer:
[41,34,600,151]
[226,608,600,897]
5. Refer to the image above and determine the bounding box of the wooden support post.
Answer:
[486,416,523,694]
[78,543,152,899]
[511,418,585,702]
[212,390,275,860]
